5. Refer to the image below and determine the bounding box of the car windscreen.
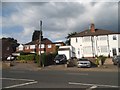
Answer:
[78,59,88,61]
[55,55,64,59]
[117,56,120,60]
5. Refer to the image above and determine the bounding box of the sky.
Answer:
[1,0,119,44]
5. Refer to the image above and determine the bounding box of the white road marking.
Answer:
[69,82,119,88]
[90,85,98,89]
[86,85,98,90]
[0,78,35,81]
[1,77,38,88]
[4,81,38,88]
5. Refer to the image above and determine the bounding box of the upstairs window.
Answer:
[25,46,29,49]
[30,45,35,49]
[113,35,117,40]
[48,44,52,48]
[98,36,107,41]
[41,44,44,48]
[83,37,91,42]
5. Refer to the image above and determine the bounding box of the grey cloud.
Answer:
[2,2,118,43]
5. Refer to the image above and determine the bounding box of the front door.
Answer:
[112,48,117,56]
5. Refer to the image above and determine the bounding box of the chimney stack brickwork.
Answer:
[90,23,95,33]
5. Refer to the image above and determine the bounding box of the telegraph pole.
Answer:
[39,20,42,67]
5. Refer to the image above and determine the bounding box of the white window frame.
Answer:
[41,44,45,48]
[100,46,108,53]
[98,36,107,41]
[83,37,91,42]
[30,45,35,49]
[48,44,52,48]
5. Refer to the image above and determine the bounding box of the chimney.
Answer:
[90,23,95,33]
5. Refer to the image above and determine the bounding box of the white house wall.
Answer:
[71,37,83,58]
[109,34,120,56]
[18,44,24,51]
[71,34,120,58]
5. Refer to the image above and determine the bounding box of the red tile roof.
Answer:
[25,38,52,45]
[70,29,120,37]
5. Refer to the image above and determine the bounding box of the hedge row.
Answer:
[35,53,57,66]
[17,54,34,61]
[17,52,57,66]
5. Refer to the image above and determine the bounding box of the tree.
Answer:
[32,30,43,41]
[65,32,77,45]
[2,37,19,52]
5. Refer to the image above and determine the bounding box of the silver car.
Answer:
[77,58,91,68]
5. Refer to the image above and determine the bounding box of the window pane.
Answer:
[48,44,52,48]
[83,46,92,54]
[100,46,108,53]
[113,35,117,40]
[83,37,91,42]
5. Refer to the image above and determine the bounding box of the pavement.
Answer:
[1,58,119,72]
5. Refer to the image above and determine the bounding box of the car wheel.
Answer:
[113,62,117,65]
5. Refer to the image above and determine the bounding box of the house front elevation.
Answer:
[70,23,120,58]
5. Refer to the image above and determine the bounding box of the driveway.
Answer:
[2,58,119,72]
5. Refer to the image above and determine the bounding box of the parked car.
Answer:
[112,55,120,67]
[7,55,15,61]
[77,58,91,68]
[54,54,67,64]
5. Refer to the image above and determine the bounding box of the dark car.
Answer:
[54,54,67,64]
[112,55,120,67]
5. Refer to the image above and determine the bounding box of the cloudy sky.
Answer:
[1,0,119,44]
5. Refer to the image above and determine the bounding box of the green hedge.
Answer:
[17,52,57,66]
[17,54,34,61]
[35,52,57,66]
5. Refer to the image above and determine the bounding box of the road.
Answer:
[2,69,119,89]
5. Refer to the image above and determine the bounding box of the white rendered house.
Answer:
[70,23,120,58]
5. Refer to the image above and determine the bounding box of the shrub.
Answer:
[98,55,107,65]
[17,54,34,61]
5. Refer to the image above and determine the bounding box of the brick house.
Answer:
[16,38,65,55]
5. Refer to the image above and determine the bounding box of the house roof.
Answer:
[70,29,120,38]
[53,42,65,45]
[58,48,70,51]
[25,38,53,45]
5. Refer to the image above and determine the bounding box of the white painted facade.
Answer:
[58,46,75,60]
[17,44,24,51]
[71,34,120,58]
